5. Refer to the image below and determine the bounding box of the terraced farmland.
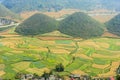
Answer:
[0,27,120,79]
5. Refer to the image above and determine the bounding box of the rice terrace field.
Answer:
[0,25,120,79]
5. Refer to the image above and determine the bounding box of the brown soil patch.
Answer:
[72,70,87,75]
[1,38,22,48]
[102,31,119,38]
[92,53,120,58]
[95,42,109,49]
[78,40,100,49]
[0,71,5,77]
[116,42,120,46]
[51,48,70,54]
[73,53,93,60]
[0,34,20,37]
[33,48,48,52]
[39,36,72,40]
[92,15,115,23]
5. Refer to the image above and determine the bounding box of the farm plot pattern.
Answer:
[0,29,120,79]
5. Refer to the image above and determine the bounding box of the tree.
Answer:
[41,71,50,80]
[72,56,75,63]
[33,73,39,79]
[15,72,23,79]
[116,65,120,74]
[55,63,64,72]
[116,75,120,80]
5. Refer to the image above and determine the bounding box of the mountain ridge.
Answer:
[0,3,21,21]
[1,0,120,13]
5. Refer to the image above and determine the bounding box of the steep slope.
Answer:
[0,4,20,20]
[59,12,104,39]
[106,14,120,36]
[2,0,120,13]
[15,13,58,35]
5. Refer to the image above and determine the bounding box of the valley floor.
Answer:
[0,26,120,79]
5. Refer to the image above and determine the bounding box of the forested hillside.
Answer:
[1,0,120,13]
[15,13,58,35]
[106,14,120,36]
[59,12,104,39]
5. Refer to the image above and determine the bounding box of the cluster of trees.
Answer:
[1,0,120,13]
[105,14,120,36]
[15,12,104,39]
[116,75,120,80]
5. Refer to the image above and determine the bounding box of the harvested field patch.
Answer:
[92,53,120,58]
[26,68,50,76]
[0,71,5,76]
[51,48,70,54]
[39,36,72,40]
[95,42,109,49]
[92,15,115,23]
[78,40,100,49]
[92,64,110,69]
[72,70,87,75]
[12,62,31,71]
[102,31,119,38]
[116,42,120,45]
[73,53,93,60]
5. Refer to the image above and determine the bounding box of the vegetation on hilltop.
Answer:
[106,14,120,36]
[15,13,58,35]
[16,12,105,39]
[59,12,104,39]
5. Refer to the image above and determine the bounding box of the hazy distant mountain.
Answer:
[0,4,20,20]
[101,0,120,11]
[0,0,4,3]
[1,0,120,13]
